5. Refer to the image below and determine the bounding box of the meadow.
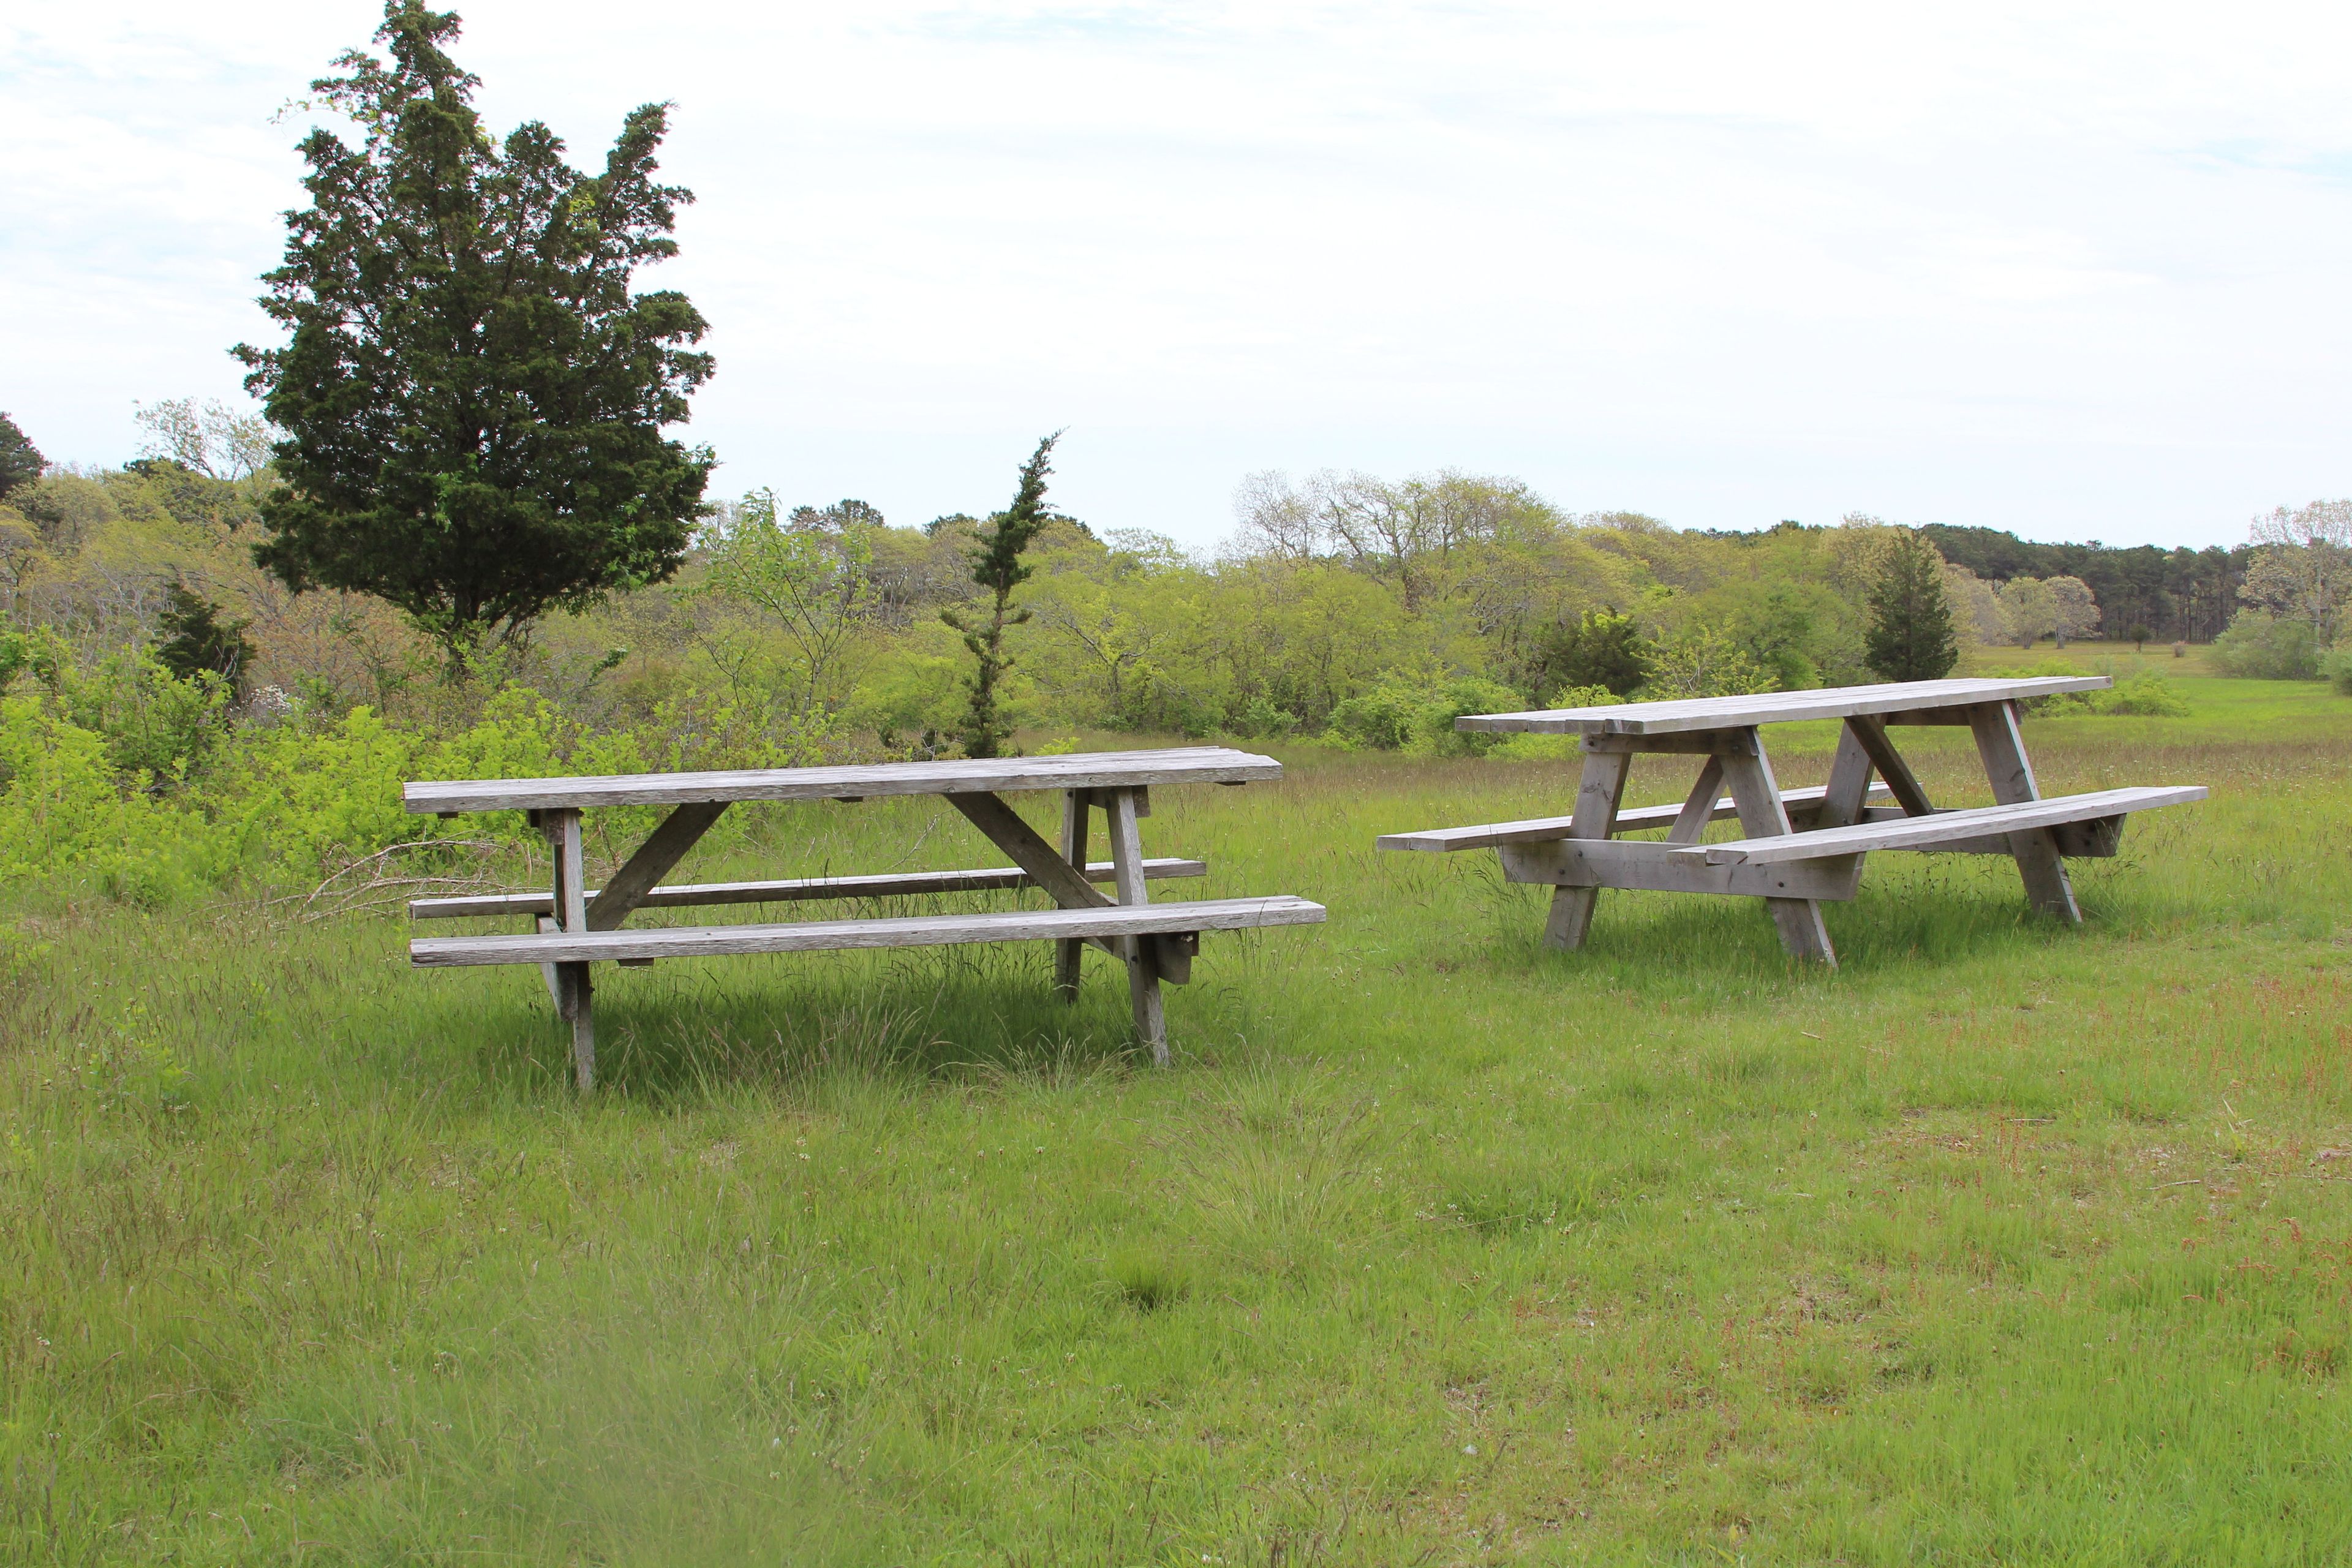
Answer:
[4,669,2350,1565]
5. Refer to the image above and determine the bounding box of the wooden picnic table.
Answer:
[403,748,1325,1090]
[1379,676,2204,967]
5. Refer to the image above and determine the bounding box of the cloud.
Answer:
[4,0,2350,544]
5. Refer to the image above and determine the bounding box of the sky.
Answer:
[5,1,2350,551]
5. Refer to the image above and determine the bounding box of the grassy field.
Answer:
[4,674,2351,1564]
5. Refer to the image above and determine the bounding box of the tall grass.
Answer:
[2,680,2348,1562]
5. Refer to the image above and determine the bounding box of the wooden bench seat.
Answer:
[1376,782,1893,853]
[1667,786,2206,866]
[410,895,1327,969]
[409,858,1206,921]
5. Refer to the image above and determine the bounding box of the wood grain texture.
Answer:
[1542,748,1631,951]
[404,747,1280,815]
[1453,676,2111,736]
[409,859,1208,921]
[585,800,728,931]
[1106,787,1169,1063]
[1667,757,1728,845]
[1054,790,1090,1000]
[1716,737,1838,964]
[1673,786,2205,865]
[1375,782,1891,853]
[410,895,1329,968]
[1843,715,1935,817]
[1814,725,1878,831]
[1501,839,1866,900]
[1968,699,2083,922]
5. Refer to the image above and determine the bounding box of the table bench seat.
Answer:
[1376,782,1892,853]
[409,858,1206,921]
[411,895,1327,968]
[1670,786,2206,867]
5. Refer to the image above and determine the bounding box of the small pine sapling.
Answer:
[943,434,1061,758]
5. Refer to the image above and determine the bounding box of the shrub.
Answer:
[2210,611,2320,680]
[2321,643,2352,696]
[2092,671,2191,717]
[1322,676,1528,755]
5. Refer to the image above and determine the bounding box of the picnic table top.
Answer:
[1453,675,2112,737]
[404,745,1283,815]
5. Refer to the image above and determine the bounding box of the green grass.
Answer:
[5,678,2352,1564]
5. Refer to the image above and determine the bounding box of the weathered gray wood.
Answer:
[1578,731,1759,756]
[1455,676,2110,737]
[1842,715,1934,817]
[410,895,1328,967]
[1543,749,1631,951]
[1849,809,2128,858]
[1374,782,1891,853]
[1715,736,1838,965]
[1666,757,1727,844]
[585,800,728,931]
[404,747,1278,815]
[1673,786,2206,865]
[545,809,594,1091]
[410,859,1209,921]
[1814,725,1877,831]
[1501,839,1866,900]
[946,793,1115,912]
[1106,788,1169,1065]
[1969,701,2081,921]
[1054,791,1089,1000]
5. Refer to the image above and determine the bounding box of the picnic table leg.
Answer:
[1814,723,1879,829]
[1967,701,2081,923]
[1106,787,1168,1065]
[1055,790,1088,1001]
[1543,748,1631,950]
[546,807,597,1093]
[1716,733,1838,965]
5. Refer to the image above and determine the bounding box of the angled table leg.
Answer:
[1105,787,1168,1065]
[1543,747,1631,950]
[1968,701,2081,922]
[1714,730,1838,965]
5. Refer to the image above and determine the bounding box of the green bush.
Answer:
[2091,671,2191,717]
[1322,676,1528,755]
[2211,611,2320,680]
[2320,643,2352,696]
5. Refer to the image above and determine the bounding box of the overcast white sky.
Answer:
[6,1,2350,548]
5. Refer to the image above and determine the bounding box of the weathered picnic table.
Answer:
[1379,676,2204,967]
[402,748,1325,1090]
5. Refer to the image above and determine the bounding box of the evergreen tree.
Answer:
[943,434,1061,758]
[0,413,43,502]
[156,582,257,696]
[235,2,714,669]
[1864,530,1961,682]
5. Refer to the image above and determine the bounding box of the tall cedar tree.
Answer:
[943,434,1061,758]
[1864,529,1961,682]
[235,2,714,667]
[0,413,43,502]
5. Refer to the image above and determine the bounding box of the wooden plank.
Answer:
[1501,839,1865,900]
[1716,736,1837,964]
[1666,756,1727,844]
[1673,786,2206,865]
[404,747,1280,815]
[1842,714,1935,817]
[1849,810,2128,858]
[1453,676,2111,737]
[1542,749,1630,951]
[1374,783,1890,853]
[1814,723,1877,831]
[546,808,594,1092]
[946,793,1115,911]
[1107,787,1168,1064]
[410,859,1209,921]
[1054,791,1088,1000]
[410,895,1329,967]
[1578,731,1758,756]
[585,800,728,931]
[1969,701,2081,922]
